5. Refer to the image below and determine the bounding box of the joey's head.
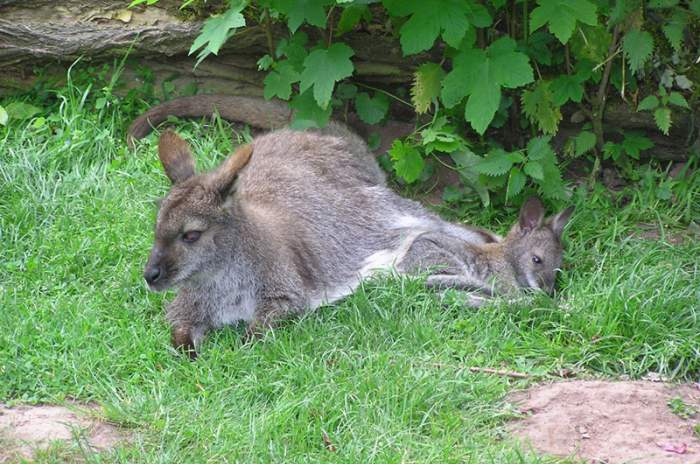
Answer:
[144,131,252,291]
[502,197,574,294]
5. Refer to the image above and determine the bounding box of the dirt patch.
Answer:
[0,403,127,462]
[507,380,700,464]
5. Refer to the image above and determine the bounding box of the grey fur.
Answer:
[145,126,573,356]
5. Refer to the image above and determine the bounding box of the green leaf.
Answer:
[523,161,544,180]
[692,0,700,16]
[550,74,584,105]
[257,54,273,71]
[5,102,41,120]
[623,29,654,73]
[573,131,596,156]
[530,0,598,44]
[299,43,355,109]
[355,92,389,124]
[637,95,659,111]
[289,89,332,129]
[527,135,554,161]
[668,92,689,109]
[335,83,358,100]
[263,61,301,101]
[442,185,464,203]
[451,148,490,206]
[0,105,7,126]
[275,32,309,67]
[475,148,514,176]
[337,5,368,36]
[383,0,488,55]
[411,63,445,114]
[521,80,562,135]
[621,132,653,159]
[603,141,623,161]
[189,2,246,66]
[441,37,533,134]
[538,154,566,200]
[653,107,672,135]
[506,167,526,200]
[389,140,424,183]
[662,11,687,52]
[273,0,331,33]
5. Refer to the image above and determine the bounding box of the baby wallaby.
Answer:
[396,197,574,305]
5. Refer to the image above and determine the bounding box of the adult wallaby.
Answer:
[144,126,573,357]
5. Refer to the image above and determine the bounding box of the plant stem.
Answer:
[263,7,274,58]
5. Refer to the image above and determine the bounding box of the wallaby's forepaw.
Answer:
[171,325,198,360]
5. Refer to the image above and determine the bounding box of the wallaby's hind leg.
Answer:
[425,274,493,308]
[244,297,298,342]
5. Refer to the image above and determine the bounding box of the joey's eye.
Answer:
[532,255,542,264]
[182,231,202,244]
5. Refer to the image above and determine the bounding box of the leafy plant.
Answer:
[637,85,690,135]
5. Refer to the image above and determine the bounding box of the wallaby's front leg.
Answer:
[244,297,296,342]
[166,294,209,359]
[425,274,493,308]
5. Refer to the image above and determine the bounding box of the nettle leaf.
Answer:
[421,120,466,154]
[299,43,355,109]
[550,74,585,105]
[653,107,672,135]
[273,0,331,33]
[623,29,654,73]
[622,132,653,159]
[530,0,598,44]
[441,37,533,134]
[574,130,596,156]
[263,61,301,100]
[475,148,515,176]
[527,135,554,161]
[521,80,562,135]
[451,148,490,206]
[668,92,689,109]
[189,2,246,66]
[289,89,332,129]
[355,92,389,124]
[603,141,623,161]
[637,95,659,111]
[412,63,445,114]
[538,155,566,200]
[662,11,688,52]
[506,167,526,200]
[389,140,424,183]
[383,0,491,55]
[523,160,544,180]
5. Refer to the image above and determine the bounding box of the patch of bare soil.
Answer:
[508,380,700,464]
[0,403,127,462]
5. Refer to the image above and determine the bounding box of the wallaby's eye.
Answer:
[182,231,202,244]
[532,255,542,264]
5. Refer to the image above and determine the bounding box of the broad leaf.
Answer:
[530,0,598,44]
[355,92,389,124]
[623,29,654,72]
[189,2,246,66]
[383,0,490,55]
[451,148,490,206]
[621,132,653,159]
[289,89,332,129]
[299,43,355,109]
[441,37,533,134]
[389,140,424,183]
[5,102,41,120]
[273,0,332,33]
[263,61,300,100]
[550,74,584,105]
[337,5,368,36]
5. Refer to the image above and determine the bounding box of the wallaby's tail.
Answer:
[127,95,293,149]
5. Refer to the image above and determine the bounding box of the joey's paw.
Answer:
[171,326,198,360]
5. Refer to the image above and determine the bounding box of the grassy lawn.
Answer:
[1,83,699,463]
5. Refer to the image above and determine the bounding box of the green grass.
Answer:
[1,81,699,463]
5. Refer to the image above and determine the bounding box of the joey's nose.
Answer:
[144,266,162,285]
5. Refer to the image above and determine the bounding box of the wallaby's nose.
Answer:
[144,266,162,285]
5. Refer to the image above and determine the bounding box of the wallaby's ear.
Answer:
[518,197,545,233]
[158,130,195,184]
[547,205,575,238]
[207,144,253,196]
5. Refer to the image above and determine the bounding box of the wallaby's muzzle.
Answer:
[144,247,168,291]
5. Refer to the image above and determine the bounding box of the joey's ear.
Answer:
[547,205,575,238]
[158,130,195,184]
[207,144,253,196]
[518,197,545,233]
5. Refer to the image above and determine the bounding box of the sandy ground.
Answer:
[0,403,126,462]
[508,380,700,463]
